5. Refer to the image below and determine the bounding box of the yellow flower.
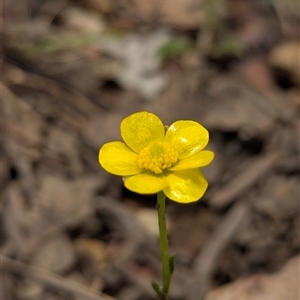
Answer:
[99,112,214,203]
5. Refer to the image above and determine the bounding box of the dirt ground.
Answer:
[1,0,300,300]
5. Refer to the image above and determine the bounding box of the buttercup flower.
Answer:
[99,112,214,203]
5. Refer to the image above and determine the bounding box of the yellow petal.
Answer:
[164,121,209,159]
[124,172,167,194]
[99,141,142,176]
[121,112,165,153]
[170,150,214,171]
[163,169,208,203]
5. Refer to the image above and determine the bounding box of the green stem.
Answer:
[157,191,171,297]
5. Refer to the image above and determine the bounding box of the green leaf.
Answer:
[209,35,245,58]
[158,38,192,62]
[151,280,162,297]
[169,255,175,275]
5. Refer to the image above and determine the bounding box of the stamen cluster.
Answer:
[137,141,178,174]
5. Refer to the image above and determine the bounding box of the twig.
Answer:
[210,153,278,208]
[270,0,292,37]
[0,255,117,300]
[188,198,251,300]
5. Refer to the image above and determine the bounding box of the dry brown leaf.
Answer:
[205,255,300,300]
[269,42,300,86]
[1,83,43,148]
[33,175,98,228]
[31,234,76,273]
[132,0,205,29]
[45,127,83,175]
[75,238,108,267]
[199,76,275,134]
[60,6,106,33]
[83,0,114,15]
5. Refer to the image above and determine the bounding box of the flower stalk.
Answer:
[157,191,171,297]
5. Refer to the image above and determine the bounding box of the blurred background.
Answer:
[1,0,299,299]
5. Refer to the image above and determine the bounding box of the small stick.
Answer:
[188,199,250,300]
[0,255,116,300]
[210,153,278,208]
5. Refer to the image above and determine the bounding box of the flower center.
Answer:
[137,141,178,174]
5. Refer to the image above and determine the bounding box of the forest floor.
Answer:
[1,0,300,299]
